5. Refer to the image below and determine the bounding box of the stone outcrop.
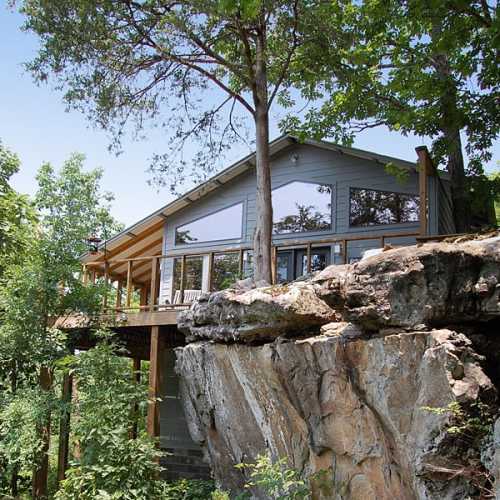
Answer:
[176,236,500,499]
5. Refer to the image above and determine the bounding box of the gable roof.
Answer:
[81,135,422,269]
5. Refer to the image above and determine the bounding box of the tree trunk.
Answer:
[252,23,273,284]
[432,20,471,233]
[442,121,470,233]
[32,366,52,500]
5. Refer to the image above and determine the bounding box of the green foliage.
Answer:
[162,478,216,499]
[235,454,310,500]
[384,162,410,185]
[0,148,122,497]
[56,333,164,500]
[422,401,495,446]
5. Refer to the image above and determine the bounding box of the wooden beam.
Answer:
[103,261,110,310]
[147,326,163,439]
[57,372,73,484]
[108,237,163,273]
[149,257,159,312]
[126,261,134,308]
[94,220,164,262]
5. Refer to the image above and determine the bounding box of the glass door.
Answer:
[295,247,331,279]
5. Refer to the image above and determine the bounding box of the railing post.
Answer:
[126,260,133,308]
[149,257,159,312]
[306,243,312,274]
[343,239,348,264]
[180,255,186,304]
[103,261,110,310]
[116,280,123,310]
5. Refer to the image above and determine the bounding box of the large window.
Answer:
[175,202,244,245]
[273,181,332,234]
[349,187,419,227]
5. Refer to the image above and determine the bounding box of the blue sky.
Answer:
[1,6,498,227]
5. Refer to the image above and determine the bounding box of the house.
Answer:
[60,135,454,480]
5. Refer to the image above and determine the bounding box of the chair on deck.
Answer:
[172,289,203,305]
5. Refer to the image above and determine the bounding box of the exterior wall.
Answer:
[160,143,431,299]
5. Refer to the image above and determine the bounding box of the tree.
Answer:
[0,140,36,274]
[0,153,119,498]
[16,0,336,283]
[284,0,499,232]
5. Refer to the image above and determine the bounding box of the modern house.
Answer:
[59,134,455,480]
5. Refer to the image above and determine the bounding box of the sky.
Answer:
[1,5,498,228]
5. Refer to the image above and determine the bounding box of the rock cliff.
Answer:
[176,236,500,499]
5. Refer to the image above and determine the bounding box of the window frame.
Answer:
[174,200,246,247]
[348,186,420,228]
[271,179,334,237]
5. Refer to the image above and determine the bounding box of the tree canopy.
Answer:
[284,0,499,231]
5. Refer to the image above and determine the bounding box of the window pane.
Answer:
[349,188,419,227]
[175,203,243,245]
[173,256,203,293]
[212,253,240,291]
[273,182,332,234]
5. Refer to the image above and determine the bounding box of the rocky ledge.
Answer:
[176,236,500,499]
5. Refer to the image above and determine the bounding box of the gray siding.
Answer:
[160,143,439,298]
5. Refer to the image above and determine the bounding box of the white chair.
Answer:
[172,289,202,304]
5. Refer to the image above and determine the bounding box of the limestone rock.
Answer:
[177,281,337,343]
[176,329,495,499]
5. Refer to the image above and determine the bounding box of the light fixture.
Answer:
[290,153,299,164]
[86,234,102,254]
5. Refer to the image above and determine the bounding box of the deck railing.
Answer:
[83,230,420,314]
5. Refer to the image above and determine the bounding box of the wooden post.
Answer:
[271,246,278,284]
[57,372,73,484]
[149,257,159,312]
[207,252,214,292]
[416,146,430,236]
[306,243,312,274]
[130,358,141,440]
[147,327,163,440]
[82,265,88,285]
[116,280,123,310]
[179,255,186,304]
[343,239,348,264]
[238,248,244,279]
[126,260,134,308]
[103,261,110,310]
[32,367,52,499]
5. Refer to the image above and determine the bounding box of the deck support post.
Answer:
[32,366,52,499]
[57,372,73,484]
[103,261,110,310]
[147,326,163,440]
